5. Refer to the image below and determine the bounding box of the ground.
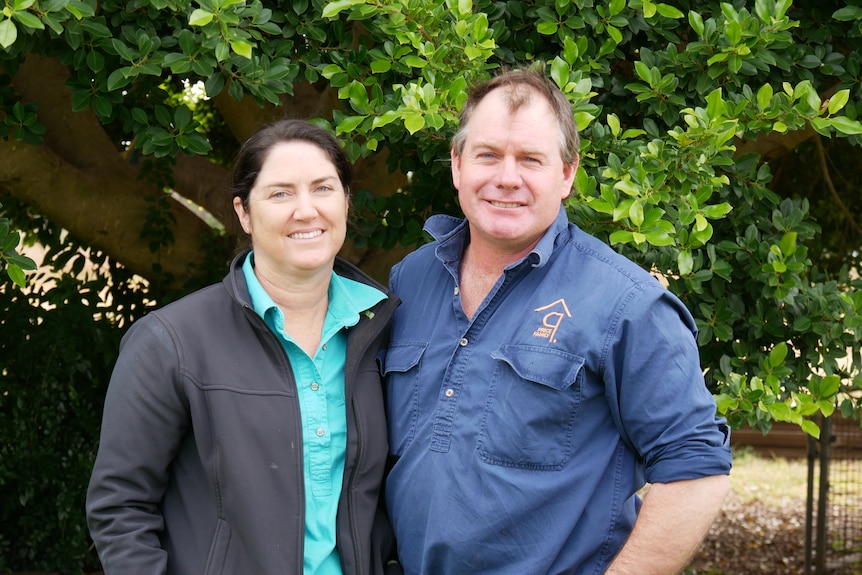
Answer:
[685,449,862,575]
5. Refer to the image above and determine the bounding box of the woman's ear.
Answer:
[233,197,250,234]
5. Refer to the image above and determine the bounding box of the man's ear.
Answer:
[561,155,579,200]
[450,147,462,190]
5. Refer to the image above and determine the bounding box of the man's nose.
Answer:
[497,156,521,188]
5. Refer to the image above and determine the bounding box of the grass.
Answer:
[729,446,811,506]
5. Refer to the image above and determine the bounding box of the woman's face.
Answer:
[233,141,349,280]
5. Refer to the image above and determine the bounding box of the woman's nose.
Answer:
[293,190,319,218]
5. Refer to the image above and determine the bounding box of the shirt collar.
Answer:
[241,252,385,331]
[424,205,569,271]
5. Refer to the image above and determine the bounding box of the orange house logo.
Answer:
[533,299,571,343]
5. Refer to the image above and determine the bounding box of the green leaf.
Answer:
[321,0,361,19]
[205,72,226,97]
[86,49,105,72]
[614,180,640,196]
[827,89,850,115]
[655,3,683,19]
[107,67,132,91]
[705,88,725,119]
[678,250,693,276]
[0,18,18,49]
[607,113,620,137]
[756,84,773,110]
[768,342,788,367]
[820,375,841,397]
[173,106,192,131]
[779,231,797,257]
[111,38,134,62]
[230,39,252,59]
[754,0,771,23]
[829,116,862,135]
[768,402,792,422]
[688,11,704,36]
[401,55,426,68]
[701,203,732,219]
[629,201,644,227]
[403,113,425,134]
[6,263,26,287]
[634,61,651,83]
[336,115,366,133]
[642,0,656,19]
[4,252,36,269]
[833,6,862,21]
[537,21,557,35]
[800,419,820,439]
[12,10,44,30]
[550,57,569,89]
[189,8,213,26]
[370,59,391,73]
[609,229,634,245]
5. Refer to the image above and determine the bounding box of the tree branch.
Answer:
[6,55,215,286]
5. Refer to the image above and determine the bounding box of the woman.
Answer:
[86,119,402,575]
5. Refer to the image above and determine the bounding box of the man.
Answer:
[380,66,732,574]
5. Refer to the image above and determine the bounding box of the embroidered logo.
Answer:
[533,299,571,343]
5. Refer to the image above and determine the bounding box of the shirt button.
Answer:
[311,382,320,391]
[316,428,325,437]
[459,337,468,347]
[445,388,454,398]
[454,287,460,295]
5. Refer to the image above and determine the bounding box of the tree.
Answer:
[1,0,861,426]
[1,0,862,571]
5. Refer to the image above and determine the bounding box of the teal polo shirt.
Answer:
[242,252,385,575]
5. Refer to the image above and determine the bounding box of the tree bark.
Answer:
[4,55,214,286]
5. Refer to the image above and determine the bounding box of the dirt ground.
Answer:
[685,453,862,575]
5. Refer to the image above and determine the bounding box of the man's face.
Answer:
[451,87,577,258]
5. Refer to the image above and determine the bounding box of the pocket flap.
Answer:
[491,345,585,391]
[379,341,427,375]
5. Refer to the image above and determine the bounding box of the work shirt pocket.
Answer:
[379,341,427,456]
[478,344,585,471]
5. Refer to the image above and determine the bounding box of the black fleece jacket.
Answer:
[87,251,402,575]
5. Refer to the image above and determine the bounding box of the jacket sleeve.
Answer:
[86,314,189,574]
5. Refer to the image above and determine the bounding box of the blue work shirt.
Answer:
[381,207,732,575]
[243,253,385,575]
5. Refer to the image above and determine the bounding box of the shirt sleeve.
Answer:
[604,281,732,484]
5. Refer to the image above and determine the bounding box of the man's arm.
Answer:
[605,474,730,575]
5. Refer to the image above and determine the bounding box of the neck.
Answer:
[254,264,332,355]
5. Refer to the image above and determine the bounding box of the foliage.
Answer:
[1,0,862,571]
[0,201,153,574]
[0,201,36,287]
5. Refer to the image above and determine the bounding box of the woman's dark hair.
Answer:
[230,119,352,211]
